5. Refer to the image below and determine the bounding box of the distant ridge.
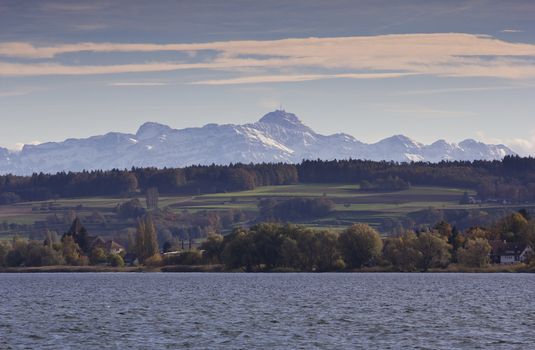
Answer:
[0,110,515,175]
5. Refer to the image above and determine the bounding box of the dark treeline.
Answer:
[258,197,335,221]
[1,156,535,203]
[0,164,298,202]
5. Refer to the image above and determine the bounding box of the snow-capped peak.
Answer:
[258,110,309,130]
[0,110,517,175]
[136,122,172,140]
[378,134,421,147]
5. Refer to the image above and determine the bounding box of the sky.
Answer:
[1,0,535,154]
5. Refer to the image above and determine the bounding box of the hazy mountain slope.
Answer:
[0,110,515,175]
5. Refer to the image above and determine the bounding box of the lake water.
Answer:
[1,273,534,349]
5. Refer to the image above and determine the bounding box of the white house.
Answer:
[490,241,532,264]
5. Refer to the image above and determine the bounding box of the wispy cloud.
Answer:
[191,72,415,85]
[398,84,535,96]
[42,2,110,13]
[72,23,109,31]
[2,33,535,82]
[477,130,535,156]
[500,29,524,33]
[13,140,41,151]
[109,82,168,87]
[508,136,535,156]
[0,87,41,98]
[0,62,219,76]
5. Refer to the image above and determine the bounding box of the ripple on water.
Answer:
[0,272,534,349]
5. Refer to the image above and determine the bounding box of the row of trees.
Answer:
[2,210,534,271]
[258,197,335,221]
[0,216,160,268]
[2,156,535,204]
[200,223,456,271]
[0,234,123,268]
[0,163,298,202]
[359,176,411,191]
[199,216,533,271]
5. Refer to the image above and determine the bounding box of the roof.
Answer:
[104,240,125,251]
[489,240,530,256]
[88,236,105,248]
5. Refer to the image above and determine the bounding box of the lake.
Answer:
[1,273,534,349]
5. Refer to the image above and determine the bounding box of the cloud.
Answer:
[500,29,524,33]
[0,61,226,76]
[72,24,109,31]
[42,2,110,12]
[190,72,414,85]
[507,132,535,156]
[13,141,41,151]
[0,90,30,98]
[109,82,168,87]
[2,33,535,81]
[476,130,535,156]
[398,84,535,96]
[0,87,41,98]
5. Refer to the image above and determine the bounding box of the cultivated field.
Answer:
[2,183,534,239]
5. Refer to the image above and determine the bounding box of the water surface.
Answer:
[1,273,534,349]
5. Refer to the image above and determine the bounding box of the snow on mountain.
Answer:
[0,110,516,175]
[365,135,425,162]
[0,147,13,174]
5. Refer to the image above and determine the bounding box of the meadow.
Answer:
[2,183,534,240]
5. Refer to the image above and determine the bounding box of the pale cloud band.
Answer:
[2,33,535,82]
[191,72,416,85]
[108,82,168,86]
[500,29,524,33]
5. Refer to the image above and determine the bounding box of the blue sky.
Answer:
[1,0,535,154]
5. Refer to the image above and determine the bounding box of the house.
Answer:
[489,240,532,264]
[104,240,126,255]
[90,237,125,255]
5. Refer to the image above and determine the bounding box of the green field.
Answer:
[2,183,533,239]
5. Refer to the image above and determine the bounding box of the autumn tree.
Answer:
[200,234,224,264]
[90,247,107,265]
[493,212,529,242]
[457,238,491,267]
[338,224,383,268]
[416,232,452,270]
[62,236,87,266]
[221,229,257,271]
[311,230,343,271]
[383,231,422,271]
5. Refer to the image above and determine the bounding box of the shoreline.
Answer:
[1,264,533,273]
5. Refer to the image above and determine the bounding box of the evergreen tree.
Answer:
[63,218,90,254]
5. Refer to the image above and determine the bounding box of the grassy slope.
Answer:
[2,184,534,238]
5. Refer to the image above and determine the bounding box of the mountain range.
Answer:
[0,110,515,175]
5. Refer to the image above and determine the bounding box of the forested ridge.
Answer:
[1,155,535,204]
